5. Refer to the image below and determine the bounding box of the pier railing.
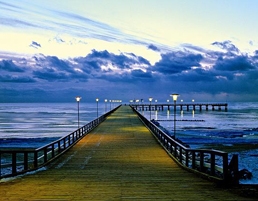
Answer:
[0,105,121,179]
[132,107,238,186]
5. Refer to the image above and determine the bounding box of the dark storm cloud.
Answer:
[33,68,70,81]
[152,51,203,74]
[0,75,35,83]
[214,55,255,71]
[131,69,152,78]
[0,60,24,72]
[43,56,73,72]
[32,55,90,81]
[76,50,150,71]
[173,68,217,83]
[212,40,239,53]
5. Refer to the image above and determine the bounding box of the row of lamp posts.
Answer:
[75,97,122,128]
[75,97,100,129]
[76,94,179,139]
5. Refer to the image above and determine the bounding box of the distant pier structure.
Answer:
[130,103,228,112]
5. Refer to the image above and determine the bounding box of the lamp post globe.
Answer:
[148,97,153,120]
[96,98,99,118]
[75,96,81,128]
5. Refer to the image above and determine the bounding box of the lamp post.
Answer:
[170,94,179,139]
[105,99,107,112]
[149,97,153,120]
[75,96,81,128]
[96,98,99,118]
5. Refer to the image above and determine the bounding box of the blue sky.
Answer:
[1,0,258,102]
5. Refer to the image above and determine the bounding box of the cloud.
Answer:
[1,40,258,102]
[212,40,240,54]
[75,49,150,72]
[32,55,89,81]
[213,55,255,71]
[30,41,41,49]
[0,60,24,72]
[148,44,160,52]
[151,51,203,74]
[0,75,35,83]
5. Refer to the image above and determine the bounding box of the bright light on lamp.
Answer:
[170,94,179,101]
[75,96,81,102]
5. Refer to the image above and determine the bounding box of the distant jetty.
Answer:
[131,103,228,111]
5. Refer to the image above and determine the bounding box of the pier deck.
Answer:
[0,106,255,200]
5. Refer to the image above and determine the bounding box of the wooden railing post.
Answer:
[200,152,204,172]
[210,153,215,176]
[185,150,189,167]
[51,144,55,158]
[223,153,228,180]
[44,148,48,163]
[192,151,196,169]
[24,152,28,171]
[34,151,38,169]
[12,152,17,175]
[0,152,1,176]
[179,147,183,163]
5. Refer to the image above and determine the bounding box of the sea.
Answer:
[0,102,258,184]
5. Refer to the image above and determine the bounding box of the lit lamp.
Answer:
[75,96,81,128]
[149,97,153,120]
[96,98,99,118]
[170,94,179,139]
[105,99,107,112]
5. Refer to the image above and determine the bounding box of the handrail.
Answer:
[132,107,238,186]
[0,105,121,179]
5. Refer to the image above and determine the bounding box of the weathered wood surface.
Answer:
[0,106,255,200]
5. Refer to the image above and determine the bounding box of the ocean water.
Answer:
[0,102,110,148]
[140,102,258,184]
[0,102,258,184]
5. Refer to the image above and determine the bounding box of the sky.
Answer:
[1,0,258,103]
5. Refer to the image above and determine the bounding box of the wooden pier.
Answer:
[0,106,256,200]
[131,103,228,111]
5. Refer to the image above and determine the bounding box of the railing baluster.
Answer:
[185,150,189,167]
[179,147,182,163]
[0,152,1,176]
[210,153,215,176]
[52,144,55,158]
[200,152,204,172]
[44,148,48,163]
[24,152,28,171]
[12,152,17,175]
[223,153,228,180]
[34,151,38,169]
